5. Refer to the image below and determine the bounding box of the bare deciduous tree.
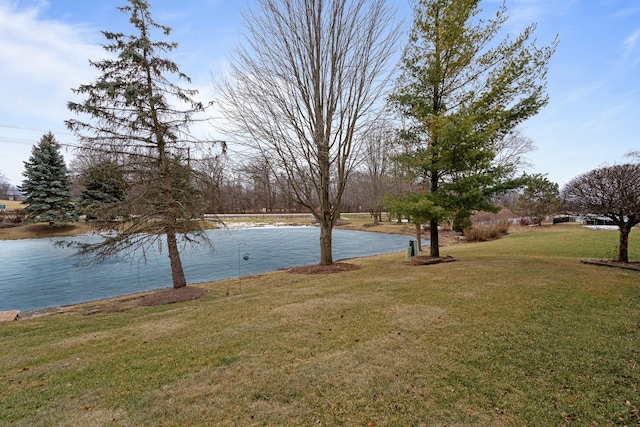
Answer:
[0,172,11,199]
[217,0,400,265]
[561,164,640,262]
[492,129,536,172]
[359,121,397,224]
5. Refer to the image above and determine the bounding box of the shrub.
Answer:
[0,209,26,224]
[464,220,510,242]
[519,217,532,226]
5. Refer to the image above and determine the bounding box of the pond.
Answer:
[0,227,421,312]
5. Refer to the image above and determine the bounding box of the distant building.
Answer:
[584,216,616,226]
[5,189,24,201]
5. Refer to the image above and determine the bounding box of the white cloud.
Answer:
[562,80,606,104]
[0,1,105,184]
[501,0,577,31]
[621,28,640,66]
[0,1,103,118]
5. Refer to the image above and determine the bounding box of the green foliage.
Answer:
[451,209,472,233]
[383,191,448,224]
[66,0,209,287]
[79,161,128,220]
[18,132,78,227]
[514,173,559,225]
[390,0,557,256]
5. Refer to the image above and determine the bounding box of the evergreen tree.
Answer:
[514,174,559,226]
[79,160,128,220]
[66,0,210,288]
[390,0,557,257]
[19,132,77,227]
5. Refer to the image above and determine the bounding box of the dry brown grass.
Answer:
[336,214,461,247]
[1,225,639,425]
[0,199,24,210]
[464,220,511,242]
[0,221,94,240]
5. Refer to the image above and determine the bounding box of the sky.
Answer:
[1,0,639,189]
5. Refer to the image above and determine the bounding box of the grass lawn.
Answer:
[1,224,639,426]
[0,200,23,210]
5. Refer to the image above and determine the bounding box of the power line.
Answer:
[0,136,81,150]
[0,123,73,136]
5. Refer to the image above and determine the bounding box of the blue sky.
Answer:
[1,0,639,189]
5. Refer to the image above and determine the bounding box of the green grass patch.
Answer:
[1,225,639,425]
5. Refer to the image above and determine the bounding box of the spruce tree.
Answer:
[67,0,210,288]
[19,132,77,227]
[79,160,128,220]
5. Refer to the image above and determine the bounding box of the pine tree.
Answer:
[19,132,77,227]
[390,0,557,257]
[514,174,559,226]
[67,0,210,288]
[79,160,128,220]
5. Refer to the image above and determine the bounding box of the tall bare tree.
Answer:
[67,0,210,288]
[218,0,400,265]
[359,122,397,224]
[0,172,11,199]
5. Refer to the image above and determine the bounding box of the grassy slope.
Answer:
[1,224,639,426]
[0,200,23,210]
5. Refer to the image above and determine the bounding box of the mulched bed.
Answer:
[79,286,210,315]
[580,259,640,271]
[286,262,361,274]
[0,223,21,229]
[133,286,210,307]
[409,255,457,266]
[20,224,78,236]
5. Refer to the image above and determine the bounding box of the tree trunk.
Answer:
[319,220,333,265]
[159,140,187,288]
[429,170,440,257]
[618,227,630,263]
[415,222,422,252]
[167,229,187,288]
[430,219,440,258]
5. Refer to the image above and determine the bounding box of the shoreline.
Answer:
[1,222,423,318]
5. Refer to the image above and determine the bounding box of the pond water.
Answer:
[0,227,421,312]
